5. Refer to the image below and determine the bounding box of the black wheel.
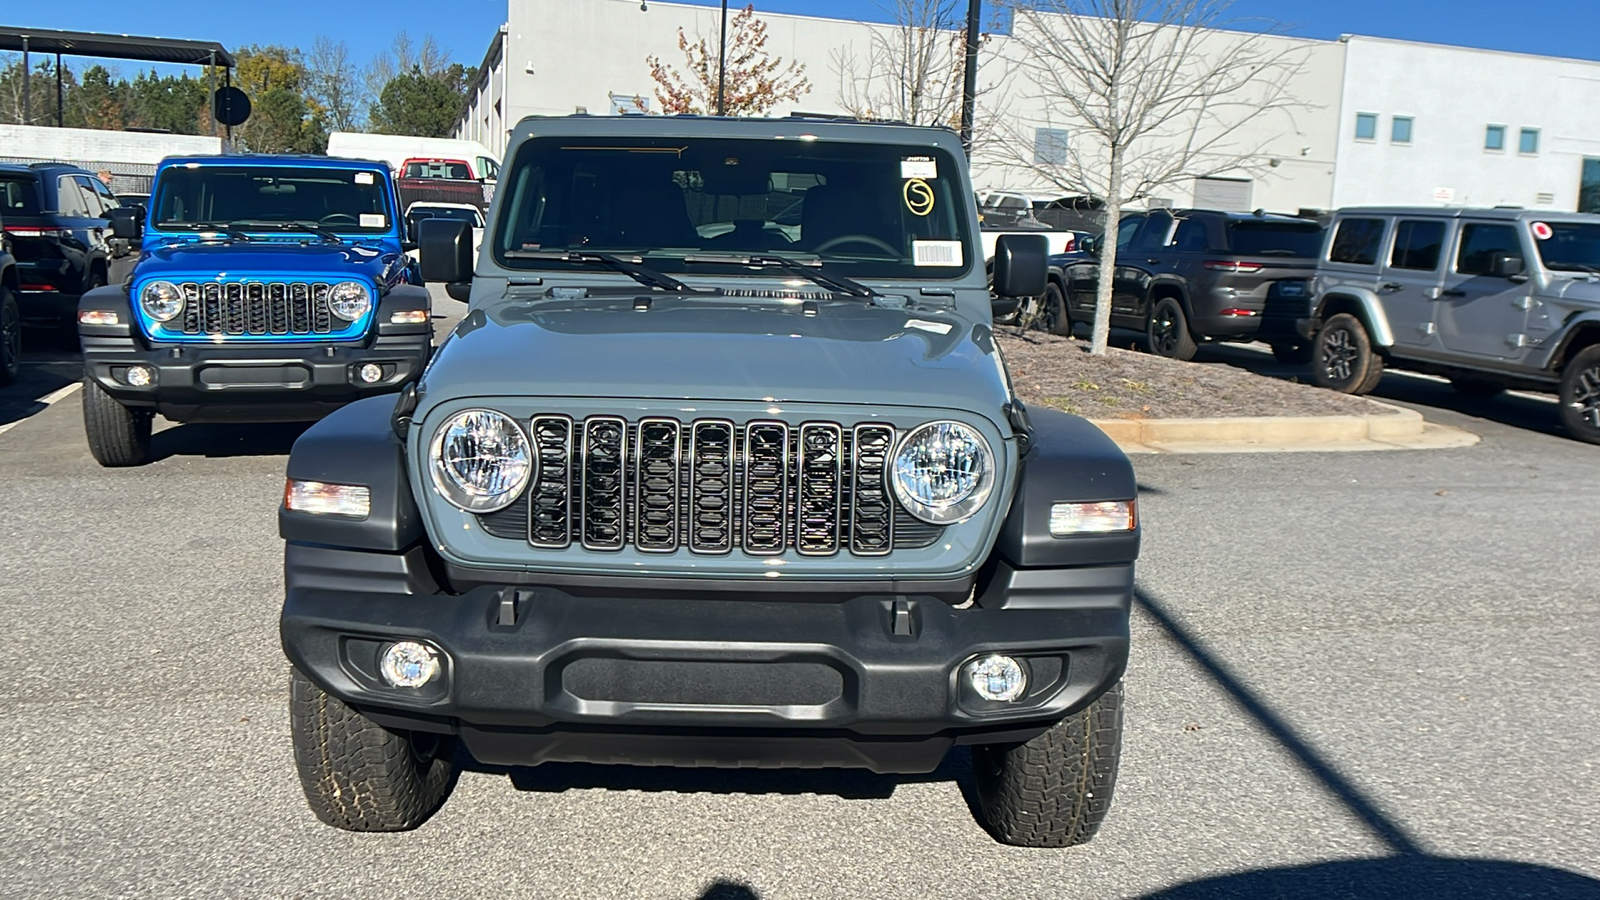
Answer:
[1451,377,1506,399]
[0,288,20,387]
[290,667,458,832]
[1033,281,1073,337]
[972,681,1124,848]
[1557,344,1600,445]
[1312,313,1383,394]
[1270,342,1313,365]
[81,377,153,466]
[1147,297,1197,361]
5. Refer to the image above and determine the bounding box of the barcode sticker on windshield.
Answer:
[354,172,375,185]
[913,240,963,267]
[359,214,386,228]
[901,156,938,179]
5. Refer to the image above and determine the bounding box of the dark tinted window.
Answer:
[1389,220,1446,271]
[1535,222,1600,271]
[151,166,394,234]
[1329,217,1386,265]
[1114,215,1144,249]
[1455,223,1522,275]
[0,177,40,215]
[1227,221,1323,257]
[1171,218,1211,252]
[1134,212,1174,251]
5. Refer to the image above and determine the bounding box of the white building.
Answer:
[457,1,1600,216]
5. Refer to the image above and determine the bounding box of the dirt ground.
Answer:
[999,331,1400,419]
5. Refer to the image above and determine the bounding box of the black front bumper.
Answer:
[280,545,1132,774]
[82,333,430,423]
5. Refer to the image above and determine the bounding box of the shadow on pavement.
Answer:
[0,329,83,428]
[1136,586,1600,898]
[149,421,310,460]
[697,881,761,900]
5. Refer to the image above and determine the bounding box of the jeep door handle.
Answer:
[1146,258,1161,264]
[1379,282,1403,292]
[1440,288,1467,298]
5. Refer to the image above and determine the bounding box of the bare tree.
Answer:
[307,37,363,132]
[364,32,449,107]
[1002,0,1307,355]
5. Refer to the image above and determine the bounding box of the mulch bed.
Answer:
[999,331,1400,420]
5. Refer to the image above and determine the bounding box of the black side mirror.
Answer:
[109,206,143,240]
[992,233,1049,299]
[1491,252,1525,279]
[419,218,472,284]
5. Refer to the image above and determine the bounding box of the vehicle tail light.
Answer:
[1204,260,1263,273]
[21,283,58,292]
[3,226,70,239]
[1218,308,1261,317]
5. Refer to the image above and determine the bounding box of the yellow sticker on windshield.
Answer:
[904,179,935,217]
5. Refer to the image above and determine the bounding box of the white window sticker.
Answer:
[354,172,375,185]
[906,318,954,335]
[901,156,938,179]
[913,240,964,267]
[359,213,386,228]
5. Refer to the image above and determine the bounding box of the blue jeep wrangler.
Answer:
[78,155,433,466]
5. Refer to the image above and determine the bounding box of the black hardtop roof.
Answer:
[508,112,966,152]
[0,161,95,178]
[1334,206,1600,222]
[1167,207,1320,225]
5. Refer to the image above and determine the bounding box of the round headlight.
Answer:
[429,409,534,513]
[139,281,185,322]
[891,420,995,525]
[326,281,372,321]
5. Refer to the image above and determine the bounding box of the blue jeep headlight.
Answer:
[327,281,373,321]
[139,281,185,322]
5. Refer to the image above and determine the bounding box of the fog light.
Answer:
[380,641,440,688]
[126,365,154,387]
[967,654,1027,702]
[358,363,383,383]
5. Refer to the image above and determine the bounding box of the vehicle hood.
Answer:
[421,294,1012,417]
[135,238,403,284]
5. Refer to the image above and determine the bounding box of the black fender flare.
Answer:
[280,394,424,551]
[994,405,1140,568]
[375,283,432,338]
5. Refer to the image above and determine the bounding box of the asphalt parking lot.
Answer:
[2,299,1597,898]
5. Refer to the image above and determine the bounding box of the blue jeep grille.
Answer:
[174,281,335,336]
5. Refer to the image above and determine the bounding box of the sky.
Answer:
[5,0,1599,77]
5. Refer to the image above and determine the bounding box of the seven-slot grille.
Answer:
[495,415,931,556]
[169,282,338,336]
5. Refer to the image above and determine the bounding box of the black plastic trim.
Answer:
[279,396,426,551]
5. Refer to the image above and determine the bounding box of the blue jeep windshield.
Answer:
[1535,221,1600,271]
[491,136,972,278]
[151,165,394,234]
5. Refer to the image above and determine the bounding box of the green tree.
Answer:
[125,69,208,134]
[368,66,462,137]
[64,64,130,131]
[231,45,328,153]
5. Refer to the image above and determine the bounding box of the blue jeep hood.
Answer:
[421,295,1012,417]
[135,238,403,283]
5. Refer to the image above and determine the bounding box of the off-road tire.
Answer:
[972,681,1124,848]
[1270,342,1313,365]
[1147,297,1197,361]
[1451,377,1506,399]
[1557,344,1600,445]
[0,288,20,387]
[1035,281,1073,337]
[1312,313,1384,394]
[289,667,458,832]
[81,376,152,466]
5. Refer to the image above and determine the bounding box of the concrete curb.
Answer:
[1088,401,1480,454]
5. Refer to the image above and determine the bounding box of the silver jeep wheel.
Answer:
[1558,345,1600,444]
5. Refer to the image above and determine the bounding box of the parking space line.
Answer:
[0,382,83,438]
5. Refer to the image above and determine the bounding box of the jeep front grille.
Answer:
[174,281,336,336]
[478,416,943,556]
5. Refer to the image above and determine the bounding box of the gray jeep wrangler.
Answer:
[277,115,1140,846]
[1307,206,1600,443]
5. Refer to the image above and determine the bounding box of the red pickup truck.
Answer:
[396,158,488,211]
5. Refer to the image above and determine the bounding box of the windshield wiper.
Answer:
[504,250,710,293]
[681,253,877,298]
[226,220,344,244]
[175,222,253,242]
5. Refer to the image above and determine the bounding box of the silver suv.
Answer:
[1306,206,1600,443]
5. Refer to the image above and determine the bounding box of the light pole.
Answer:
[959,0,980,152]
[716,0,729,115]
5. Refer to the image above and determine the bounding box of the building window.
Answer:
[1391,116,1413,144]
[1354,113,1377,141]
[1519,128,1540,154]
[1034,128,1070,166]
[1485,125,1506,151]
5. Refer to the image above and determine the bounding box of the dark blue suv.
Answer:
[0,162,135,328]
[78,155,433,466]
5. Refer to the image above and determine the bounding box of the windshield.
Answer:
[1226,221,1324,257]
[0,177,41,215]
[151,165,394,234]
[492,136,972,278]
[1535,221,1600,271]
